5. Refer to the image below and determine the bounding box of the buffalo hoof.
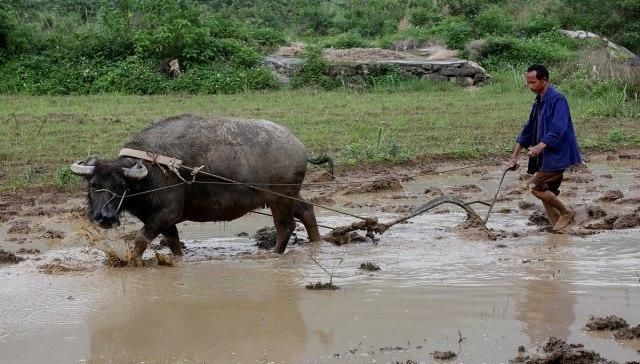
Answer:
[127,255,145,267]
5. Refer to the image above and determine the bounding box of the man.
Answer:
[508,64,582,231]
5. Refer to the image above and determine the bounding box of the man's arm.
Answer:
[507,143,523,170]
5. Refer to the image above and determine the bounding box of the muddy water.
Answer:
[1,160,640,363]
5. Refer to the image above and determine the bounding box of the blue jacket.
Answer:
[516,85,582,172]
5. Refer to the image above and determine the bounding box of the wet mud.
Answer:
[1,153,640,363]
[510,337,616,364]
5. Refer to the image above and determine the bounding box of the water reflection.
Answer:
[87,263,308,363]
[515,233,576,344]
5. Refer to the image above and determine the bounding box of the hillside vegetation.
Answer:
[0,0,638,97]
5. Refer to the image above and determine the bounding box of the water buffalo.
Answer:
[71,113,322,266]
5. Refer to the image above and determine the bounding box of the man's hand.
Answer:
[507,155,520,171]
[527,142,546,157]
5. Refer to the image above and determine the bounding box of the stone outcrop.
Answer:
[264,55,490,87]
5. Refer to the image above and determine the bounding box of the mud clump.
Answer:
[43,229,65,239]
[17,248,41,254]
[424,187,444,197]
[7,221,31,234]
[105,251,127,267]
[0,250,25,264]
[451,184,481,193]
[613,324,640,339]
[528,210,550,226]
[431,351,456,360]
[308,195,336,206]
[254,226,277,249]
[359,262,381,271]
[612,213,640,229]
[599,190,624,202]
[344,178,402,194]
[585,315,629,331]
[308,170,335,182]
[587,205,608,219]
[305,282,339,290]
[619,153,640,159]
[380,204,414,214]
[519,201,536,210]
[510,337,616,364]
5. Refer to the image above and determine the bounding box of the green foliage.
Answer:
[343,136,415,164]
[321,31,372,49]
[476,32,577,70]
[606,128,625,143]
[519,13,560,36]
[169,66,279,94]
[91,57,170,95]
[474,5,515,36]
[55,165,79,186]
[291,46,338,90]
[434,17,472,50]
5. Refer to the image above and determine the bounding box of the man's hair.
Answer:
[527,64,549,81]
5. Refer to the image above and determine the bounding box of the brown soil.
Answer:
[585,315,629,331]
[613,325,640,340]
[431,351,457,360]
[305,282,340,290]
[511,337,616,364]
[343,178,402,194]
[3,151,640,269]
[0,249,24,264]
[359,262,381,271]
[600,190,624,202]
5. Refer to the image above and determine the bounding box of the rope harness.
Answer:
[95,149,513,239]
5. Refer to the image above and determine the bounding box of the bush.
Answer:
[519,13,560,36]
[321,31,372,49]
[290,46,338,90]
[170,66,279,94]
[91,57,169,94]
[476,32,576,70]
[474,5,515,36]
[434,17,472,50]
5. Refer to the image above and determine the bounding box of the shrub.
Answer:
[434,17,472,50]
[321,31,371,49]
[169,66,279,94]
[291,46,338,90]
[519,13,560,36]
[474,5,515,36]
[476,32,576,70]
[91,57,169,94]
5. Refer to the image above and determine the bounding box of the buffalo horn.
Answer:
[70,161,95,175]
[122,162,148,179]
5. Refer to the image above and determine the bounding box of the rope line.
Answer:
[90,159,501,224]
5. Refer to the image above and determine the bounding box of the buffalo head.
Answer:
[71,157,148,228]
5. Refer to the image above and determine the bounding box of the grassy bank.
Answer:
[1,81,639,190]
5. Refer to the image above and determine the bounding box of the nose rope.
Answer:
[115,189,127,214]
[92,188,127,215]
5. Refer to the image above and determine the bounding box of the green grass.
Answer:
[1,81,639,190]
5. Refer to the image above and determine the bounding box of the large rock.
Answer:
[263,54,491,87]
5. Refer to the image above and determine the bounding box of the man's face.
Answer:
[526,71,547,94]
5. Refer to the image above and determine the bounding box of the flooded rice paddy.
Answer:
[1,155,639,363]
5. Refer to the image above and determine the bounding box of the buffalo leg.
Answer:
[270,202,295,254]
[129,231,154,267]
[129,213,179,266]
[160,225,183,256]
[293,199,321,242]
